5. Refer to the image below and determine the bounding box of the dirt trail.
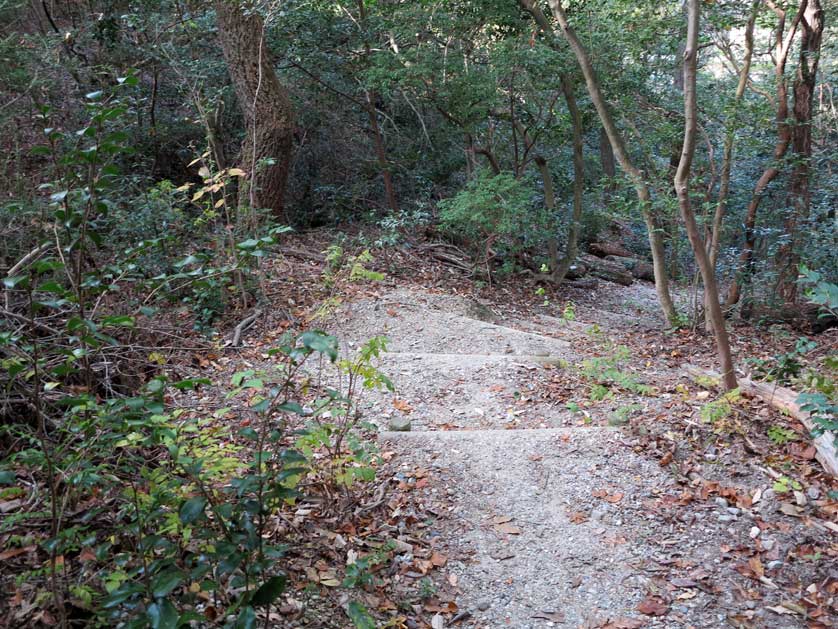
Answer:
[324,284,813,628]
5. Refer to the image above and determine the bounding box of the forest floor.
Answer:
[5,232,836,629]
[234,232,836,629]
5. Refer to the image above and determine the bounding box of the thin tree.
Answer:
[544,0,679,325]
[515,1,585,285]
[675,0,737,390]
[726,0,805,307]
[708,0,760,269]
[776,0,825,300]
[215,0,295,219]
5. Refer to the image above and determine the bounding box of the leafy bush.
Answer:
[438,170,538,276]
[1,328,391,626]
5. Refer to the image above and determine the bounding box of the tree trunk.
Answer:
[599,126,616,203]
[675,0,737,390]
[544,0,679,325]
[705,0,758,330]
[365,91,400,214]
[726,2,805,307]
[356,0,399,215]
[552,74,585,285]
[709,0,759,270]
[214,0,294,220]
[776,0,824,301]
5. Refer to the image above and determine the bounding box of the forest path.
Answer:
[324,285,800,629]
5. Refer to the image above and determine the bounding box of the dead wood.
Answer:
[683,363,838,477]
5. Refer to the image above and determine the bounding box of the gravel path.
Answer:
[323,284,811,628]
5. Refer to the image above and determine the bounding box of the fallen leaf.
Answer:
[603,619,645,629]
[532,610,565,622]
[494,523,522,535]
[636,596,668,616]
[0,546,35,561]
[569,511,589,524]
[431,552,447,567]
[393,398,412,414]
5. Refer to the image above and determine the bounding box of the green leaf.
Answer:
[151,570,183,599]
[346,601,376,629]
[0,471,16,484]
[3,275,28,289]
[100,315,135,328]
[172,378,210,390]
[234,606,256,629]
[299,331,338,361]
[276,401,305,415]
[250,575,286,607]
[37,281,65,294]
[237,238,259,250]
[147,599,179,629]
[179,497,207,525]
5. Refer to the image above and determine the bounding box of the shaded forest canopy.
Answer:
[0,0,837,627]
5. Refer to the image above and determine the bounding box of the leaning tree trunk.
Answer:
[726,1,804,307]
[776,0,824,301]
[215,0,294,220]
[675,0,737,390]
[544,0,679,325]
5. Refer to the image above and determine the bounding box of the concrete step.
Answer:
[380,426,687,628]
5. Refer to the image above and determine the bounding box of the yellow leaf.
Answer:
[227,168,247,177]
[192,189,206,202]
[214,198,225,208]
[198,166,211,179]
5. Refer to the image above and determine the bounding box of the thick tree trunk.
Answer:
[214,0,294,220]
[726,2,805,307]
[776,0,824,301]
[675,0,737,390]
[544,0,679,325]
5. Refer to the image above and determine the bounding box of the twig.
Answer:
[4,243,53,308]
[230,309,263,347]
[0,307,62,336]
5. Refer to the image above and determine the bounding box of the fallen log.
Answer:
[589,241,633,258]
[745,303,837,334]
[579,254,633,286]
[604,255,655,282]
[683,364,838,478]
